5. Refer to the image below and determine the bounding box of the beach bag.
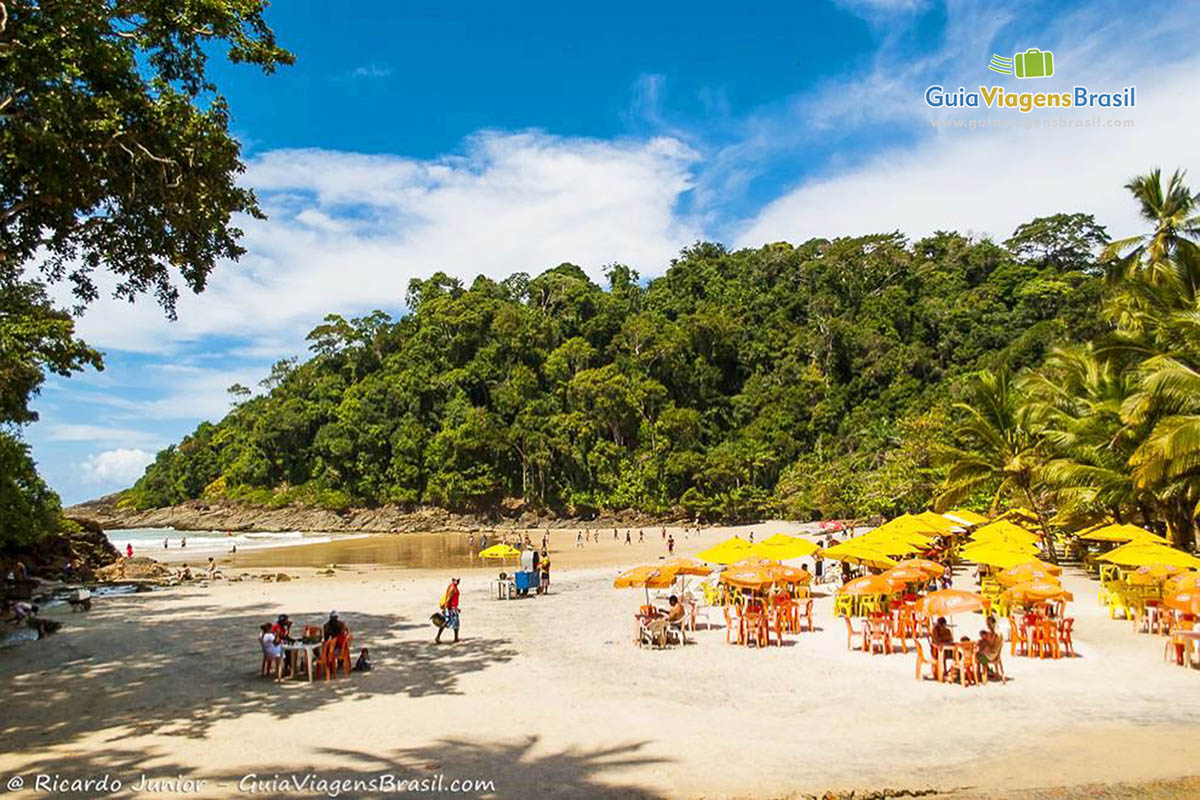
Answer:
[430,612,446,629]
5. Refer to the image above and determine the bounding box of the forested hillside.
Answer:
[124,215,1108,520]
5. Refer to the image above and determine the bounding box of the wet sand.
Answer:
[164,521,817,571]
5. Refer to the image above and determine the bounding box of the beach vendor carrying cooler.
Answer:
[435,578,461,644]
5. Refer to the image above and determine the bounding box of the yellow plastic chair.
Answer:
[858,594,886,616]
[833,593,855,618]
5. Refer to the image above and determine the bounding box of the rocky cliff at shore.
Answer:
[65,495,688,534]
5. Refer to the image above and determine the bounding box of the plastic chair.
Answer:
[1008,616,1027,657]
[858,594,886,616]
[833,593,855,618]
[1057,617,1076,658]
[865,617,891,655]
[323,633,354,679]
[843,615,864,651]
[723,605,744,645]
[954,641,979,686]
[914,638,938,681]
[1165,618,1195,666]
[800,598,814,633]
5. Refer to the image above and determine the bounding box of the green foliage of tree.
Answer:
[128,217,1106,520]
[0,1,290,547]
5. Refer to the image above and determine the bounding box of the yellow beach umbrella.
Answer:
[1098,543,1200,569]
[820,540,898,570]
[913,511,961,533]
[749,534,819,561]
[695,537,754,565]
[1078,523,1169,544]
[479,544,521,560]
[969,520,1041,546]
[871,515,945,539]
[959,543,1040,570]
[856,533,928,557]
[944,508,989,526]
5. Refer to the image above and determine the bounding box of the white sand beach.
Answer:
[2,526,1197,799]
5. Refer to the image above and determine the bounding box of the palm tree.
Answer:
[1102,169,1200,303]
[934,368,1054,542]
[1021,345,1151,529]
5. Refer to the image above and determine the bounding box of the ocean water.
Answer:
[105,527,361,557]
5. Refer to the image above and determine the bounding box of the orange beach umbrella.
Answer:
[915,589,985,617]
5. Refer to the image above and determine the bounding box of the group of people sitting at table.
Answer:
[926,615,1005,684]
[258,610,368,679]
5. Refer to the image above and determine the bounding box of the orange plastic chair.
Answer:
[722,605,738,645]
[843,615,864,651]
[323,633,353,680]
[865,617,891,655]
[914,638,938,681]
[954,641,979,686]
[1008,616,1028,657]
[801,598,814,632]
[1057,617,1076,658]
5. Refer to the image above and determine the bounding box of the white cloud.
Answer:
[349,64,393,79]
[65,131,701,356]
[45,424,163,449]
[73,363,268,422]
[80,449,156,486]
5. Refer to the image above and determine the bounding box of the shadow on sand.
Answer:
[0,596,518,746]
[13,737,667,799]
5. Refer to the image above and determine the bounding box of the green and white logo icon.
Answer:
[989,48,1055,79]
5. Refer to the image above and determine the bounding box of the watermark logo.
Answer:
[924,45,1133,114]
[989,48,1055,79]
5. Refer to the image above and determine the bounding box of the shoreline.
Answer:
[65,496,721,536]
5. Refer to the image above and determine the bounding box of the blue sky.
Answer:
[25,0,1200,504]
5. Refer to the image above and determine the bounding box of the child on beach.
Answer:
[259,623,282,676]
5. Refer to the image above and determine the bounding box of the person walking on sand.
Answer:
[436,578,461,644]
[614,528,619,541]
[127,543,134,558]
[576,532,583,548]
[181,536,187,549]
[667,534,675,555]
[163,537,168,549]
[468,533,475,552]
[625,531,631,545]
[639,530,644,543]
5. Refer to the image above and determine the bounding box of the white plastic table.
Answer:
[280,641,322,681]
